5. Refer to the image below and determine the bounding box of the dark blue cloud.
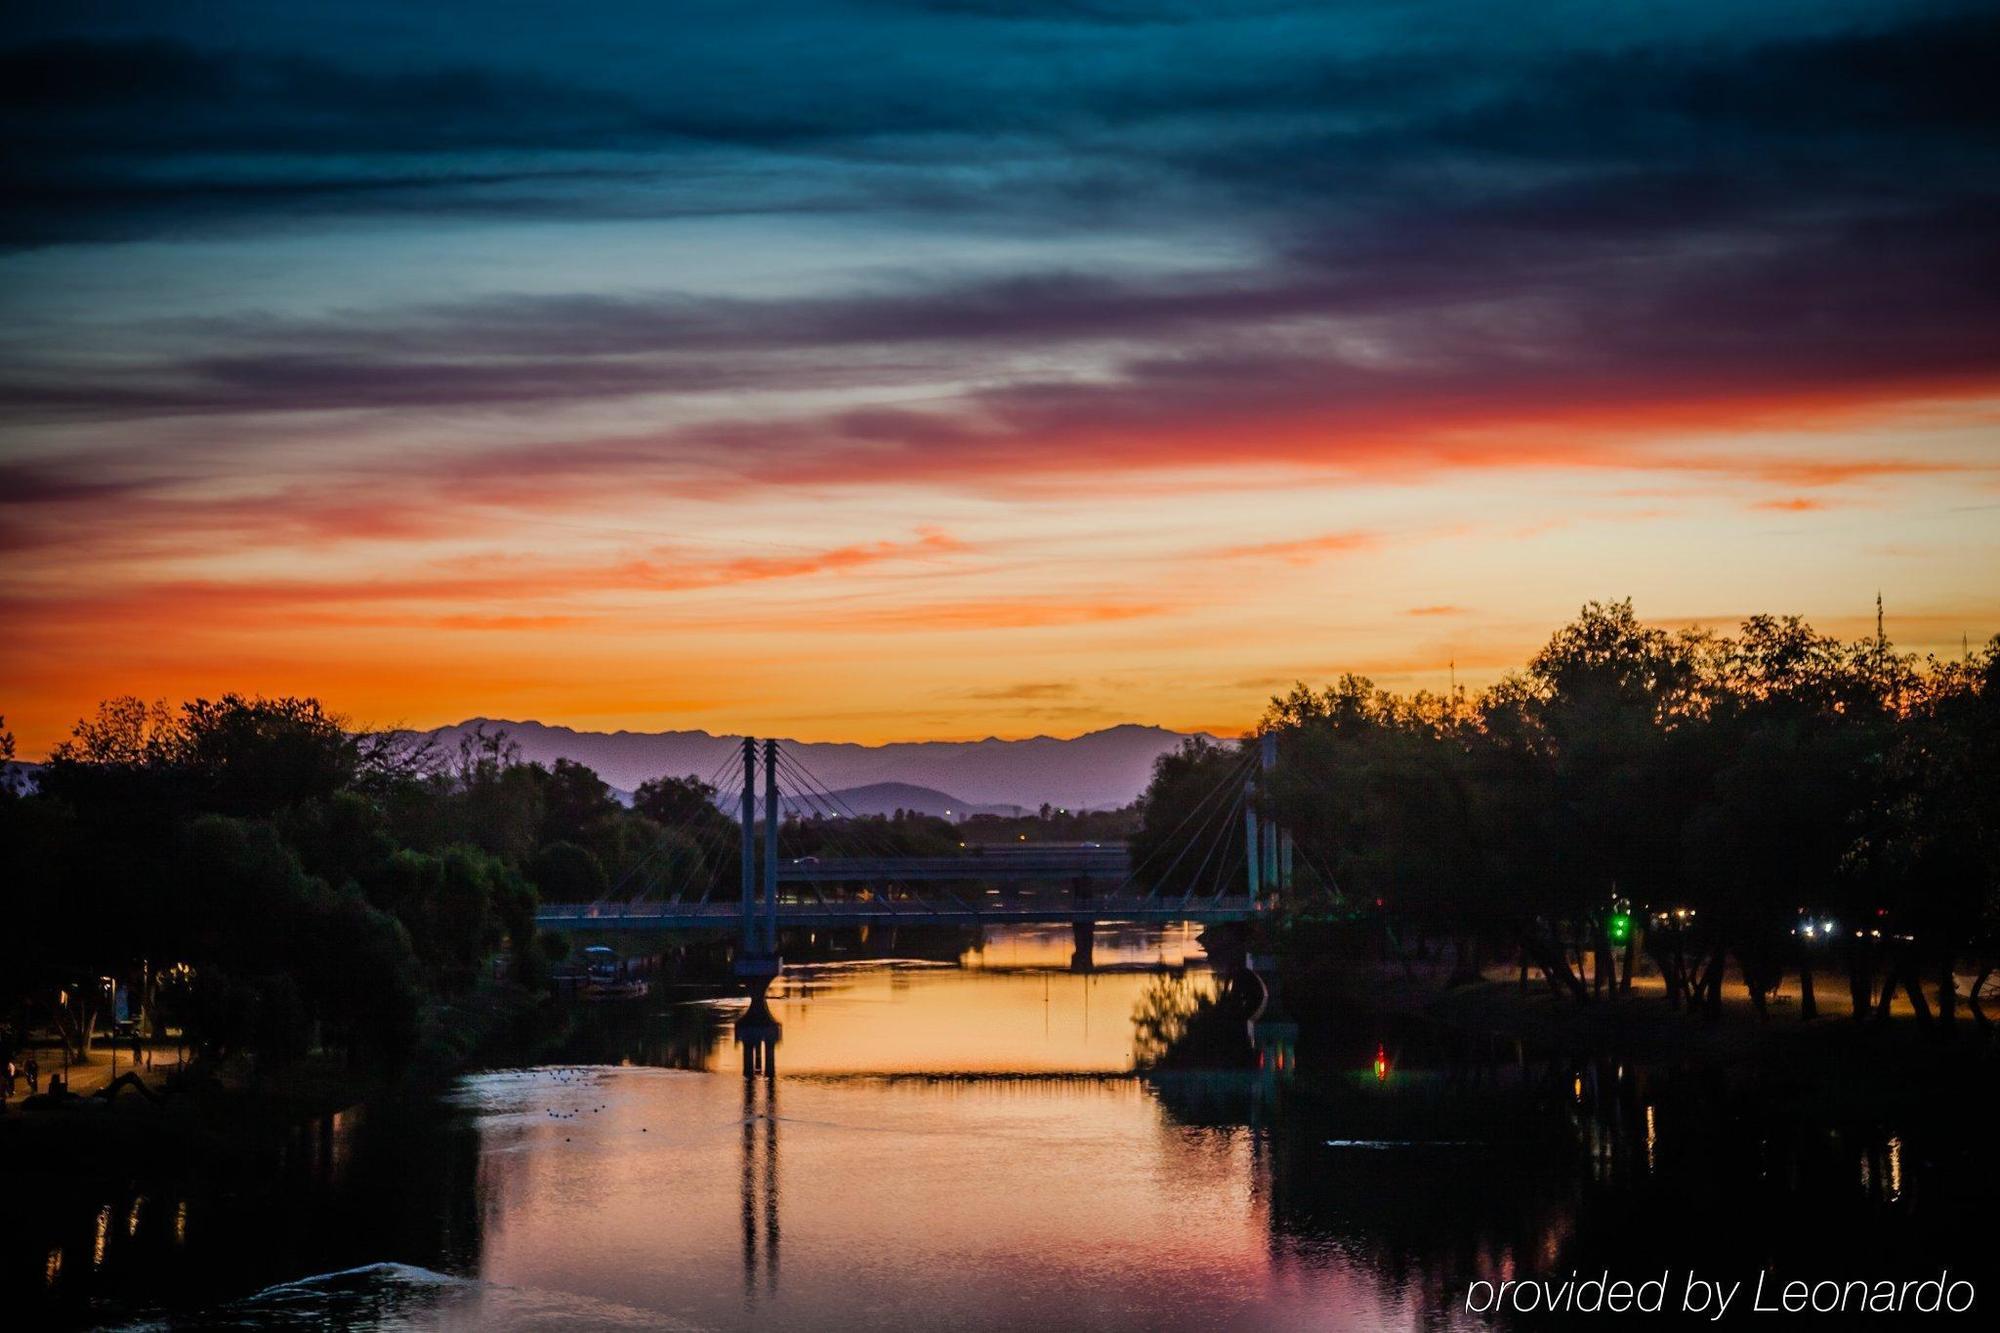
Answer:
[4,3,1992,244]
[1,0,1994,509]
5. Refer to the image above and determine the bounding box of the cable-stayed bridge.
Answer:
[534,736,1290,984]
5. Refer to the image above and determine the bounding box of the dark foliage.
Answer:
[1133,601,2000,1023]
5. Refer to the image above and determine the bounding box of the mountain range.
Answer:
[772,782,1020,820]
[421,720,1206,812]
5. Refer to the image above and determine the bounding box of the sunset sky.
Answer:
[3,1,1996,757]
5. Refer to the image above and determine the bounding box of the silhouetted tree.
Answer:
[533,757,620,845]
[531,839,610,902]
[1131,737,1248,898]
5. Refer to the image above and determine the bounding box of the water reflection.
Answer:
[12,923,1995,1329]
[9,1091,486,1325]
[739,1076,779,1300]
[737,995,782,1080]
[1132,971,1271,1076]
[727,930,1219,1076]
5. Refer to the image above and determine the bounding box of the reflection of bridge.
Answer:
[535,736,1288,983]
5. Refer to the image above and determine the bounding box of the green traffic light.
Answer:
[1607,911,1633,944]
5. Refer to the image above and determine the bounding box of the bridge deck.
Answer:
[537,895,1263,931]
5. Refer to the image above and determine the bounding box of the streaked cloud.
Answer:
[1,1,1995,753]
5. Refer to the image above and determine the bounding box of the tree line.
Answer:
[0,698,956,1078]
[1132,601,2000,1029]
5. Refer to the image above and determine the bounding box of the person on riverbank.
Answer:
[3,1056,14,1099]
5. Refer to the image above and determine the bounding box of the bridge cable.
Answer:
[1202,785,1252,903]
[1125,744,1256,896]
[758,758,841,908]
[772,748,937,875]
[1174,781,1249,911]
[772,747,912,852]
[772,749,935,914]
[1097,744,1257,901]
[770,752,919,916]
[652,746,744,907]
[620,748,740,904]
[589,744,747,908]
[791,749,958,912]
[1137,766,1247,908]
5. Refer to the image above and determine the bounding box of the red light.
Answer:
[1374,1044,1388,1081]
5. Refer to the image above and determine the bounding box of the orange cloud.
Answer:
[1214,530,1379,565]
[831,597,1166,631]
[1,529,971,627]
[429,614,588,630]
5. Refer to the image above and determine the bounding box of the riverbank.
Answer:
[0,980,550,1174]
[2,1040,190,1105]
[1277,940,1998,1122]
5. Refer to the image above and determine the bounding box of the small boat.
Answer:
[581,945,650,1001]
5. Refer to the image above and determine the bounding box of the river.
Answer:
[17,923,1994,1329]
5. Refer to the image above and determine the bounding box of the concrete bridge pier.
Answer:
[1070,919,1096,972]
[1069,873,1096,971]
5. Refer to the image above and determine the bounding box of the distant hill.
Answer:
[419,720,1209,811]
[782,782,1022,820]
